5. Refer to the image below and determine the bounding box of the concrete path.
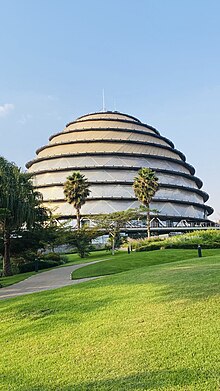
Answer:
[0,260,104,300]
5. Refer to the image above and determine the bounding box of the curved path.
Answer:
[0,260,105,300]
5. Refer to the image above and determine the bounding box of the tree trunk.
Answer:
[76,208,81,230]
[147,210,151,239]
[3,230,12,276]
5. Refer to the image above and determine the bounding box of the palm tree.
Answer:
[0,156,48,276]
[63,172,91,229]
[133,168,159,239]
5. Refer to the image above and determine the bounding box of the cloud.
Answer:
[18,114,32,125]
[46,94,57,101]
[0,103,14,117]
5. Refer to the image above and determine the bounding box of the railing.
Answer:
[123,219,219,231]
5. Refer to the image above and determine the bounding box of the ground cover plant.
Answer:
[71,248,220,279]
[0,253,219,390]
[132,229,220,251]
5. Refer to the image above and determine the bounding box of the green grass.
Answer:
[0,253,219,390]
[0,272,36,288]
[62,250,111,265]
[72,248,220,279]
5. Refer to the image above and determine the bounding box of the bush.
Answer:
[11,257,27,274]
[18,260,60,273]
[137,243,162,252]
[134,230,220,252]
[42,252,61,262]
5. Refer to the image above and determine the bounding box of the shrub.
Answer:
[133,230,220,252]
[18,260,60,273]
[137,243,162,252]
[11,257,27,274]
[42,252,61,263]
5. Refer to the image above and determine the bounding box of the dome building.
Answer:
[26,111,213,227]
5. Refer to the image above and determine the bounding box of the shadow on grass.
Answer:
[0,290,116,338]
[1,258,219,338]
[124,261,220,303]
[71,368,218,391]
[2,367,218,391]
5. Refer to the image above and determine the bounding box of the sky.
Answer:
[0,0,220,220]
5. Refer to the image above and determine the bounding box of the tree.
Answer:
[67,226,101,258]
[133,168,159,239]
[91,209,140,254]
[0,157,48,276]
[38,215,71,253]
[63,172,90,230]
[105,228,126,253]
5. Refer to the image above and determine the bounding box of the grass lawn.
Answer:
[0,272,36,288]
[0,253,219,390]
[62,250,111,265]
[72,248,220,279]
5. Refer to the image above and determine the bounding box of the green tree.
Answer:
[63,172,90,230]
[105,228,126,253]
[133,168,159,239]
[67,226,101,258]
[38,215,71,253]
[92,209,140,255]
[0,157,48,276]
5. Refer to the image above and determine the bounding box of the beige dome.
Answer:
[27,111,213,225]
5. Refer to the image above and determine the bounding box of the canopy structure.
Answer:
[26,111,213,226]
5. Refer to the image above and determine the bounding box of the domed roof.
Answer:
[27,110,213,224]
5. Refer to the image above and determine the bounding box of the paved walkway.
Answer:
[0,260,104,300]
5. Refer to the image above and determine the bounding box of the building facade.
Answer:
[26,111,213,227]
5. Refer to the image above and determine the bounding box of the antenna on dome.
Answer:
[102,89,106,112]
[114,98,117,111]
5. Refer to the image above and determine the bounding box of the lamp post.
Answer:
[35,257,39,272]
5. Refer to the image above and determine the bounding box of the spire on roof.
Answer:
[102,89,106,112]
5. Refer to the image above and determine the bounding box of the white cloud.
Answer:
[18,113,32,125]
[0,103,14,117]
[46,94,57,101]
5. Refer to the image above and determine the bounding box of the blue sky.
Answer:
[0,0,220,219]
